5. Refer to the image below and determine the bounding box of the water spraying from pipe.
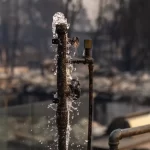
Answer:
[51,12,93,150]
[52,12,80,150]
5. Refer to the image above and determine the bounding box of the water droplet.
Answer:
[54,71,57,76]
[85,140,88,143]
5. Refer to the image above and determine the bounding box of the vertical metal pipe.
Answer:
[56,24,68,150]
[84,40,93,150]
[88,62,93,150]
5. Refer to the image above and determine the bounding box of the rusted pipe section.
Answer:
[56,23,68,150]
[109,124,150,150]
[88,63,93,150]
[85,40,94,150]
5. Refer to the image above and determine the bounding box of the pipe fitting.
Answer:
[109,125,150,150]
[69,79,81,100]
[56,24,68,34]
[109,129,122,150]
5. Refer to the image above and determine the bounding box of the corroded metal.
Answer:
[86,40,93,150]
[69,58,93,64]
[69,79,81,100]
[56,23,68,150]
[84,39,92,58]
[53,24,93,150]
[71,40,94,150]
[109,124,150,150]
[88,61,93,150]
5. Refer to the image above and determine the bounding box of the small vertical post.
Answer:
[84,40,93,150]
[84,40,92,58]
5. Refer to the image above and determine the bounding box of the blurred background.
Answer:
[0,0,150,149]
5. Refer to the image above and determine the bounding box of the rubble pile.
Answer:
[0,65,150,105]
[92,71,150,104]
